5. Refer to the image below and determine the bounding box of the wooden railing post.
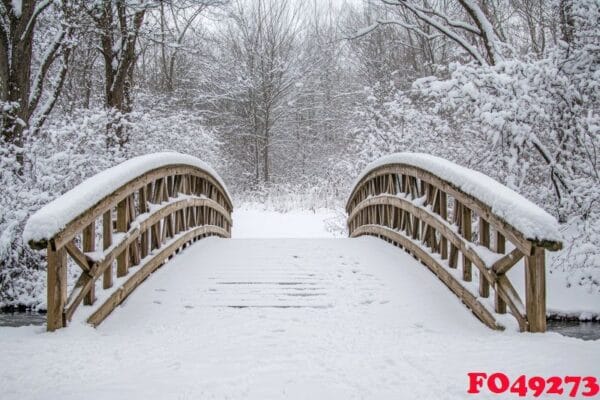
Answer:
[461,205,472,282]
[102,210,113,289]
[439,192,448,260]
[494,232,507,314]
[116,198,129,277]
[83,221,96,305]
[478,218,490,298]
[525,247,546,332]
[47,244,67,331]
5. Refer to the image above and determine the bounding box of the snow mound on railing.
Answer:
[353,153,561,243]
[23,152,230,244]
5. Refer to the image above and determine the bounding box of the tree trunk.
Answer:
[0,0,37,153]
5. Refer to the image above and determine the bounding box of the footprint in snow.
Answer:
[153,300,162,305]
[154,288,167,292]
[184,305,194,309]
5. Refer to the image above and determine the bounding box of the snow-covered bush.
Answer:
[350,0,599,290]
[0,102,221,309]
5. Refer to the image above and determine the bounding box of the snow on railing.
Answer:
[24,152,233,331]
[347,153,563,333]
[24,152,231,246]
[349,153,561,245]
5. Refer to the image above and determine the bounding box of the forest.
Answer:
[0,0,598,309]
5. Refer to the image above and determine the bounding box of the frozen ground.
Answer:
[0,209,598,399]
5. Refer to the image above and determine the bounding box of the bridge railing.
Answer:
[24,153,233,331]
[346,153,562,332]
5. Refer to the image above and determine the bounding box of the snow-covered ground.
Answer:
[0,208,598,399]
[232,206,344,238]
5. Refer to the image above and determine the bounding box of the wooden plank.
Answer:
[116,198,129,277]
[478,217,490,297]
[525,247,546,332]
[495,290,507,314]
[151,222,160,250]
[83,222,96,305]
[102,211,113,289]
[139,186,148,214]
[491,247,524,275]
[461,205,472,282]
[496,275,528,331]
[47,245,67,331]
[494,230,507,313]
[141,230,149,259]
[439,192,448,259]
[64,241,91,273]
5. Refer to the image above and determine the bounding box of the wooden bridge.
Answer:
[24,152,562,333]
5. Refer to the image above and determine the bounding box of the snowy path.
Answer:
[1,236,599,399]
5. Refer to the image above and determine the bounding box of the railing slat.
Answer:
[102,210,113,289]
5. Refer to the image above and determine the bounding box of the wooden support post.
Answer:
[139,187,148,214]
[127,194,140,267]
[83,222,96,305]
[141,230,149,259]
[439,192,448,259]
[102,211,113,289]
[461,205,472,282]
[494,230,507,313]
[151,223,160,249]
[479,217,490,298]
[47,245,67,331]
[412,216,420,240]
[116,198,129,277]
[494,288,507,314]
[525,247,546,332]
[496,231,505,253]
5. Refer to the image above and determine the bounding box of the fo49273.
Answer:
[467,372,599,397]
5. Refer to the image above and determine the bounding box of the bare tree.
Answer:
[371,0,506,65]
[0,0,75,161]
[205,0,306,185]
[154,0,224,93]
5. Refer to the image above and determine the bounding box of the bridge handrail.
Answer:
[346,153,562,332]
[24,152,233,331]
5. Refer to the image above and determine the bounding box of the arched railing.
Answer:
[346,153,562,332]
[24,153,233,331]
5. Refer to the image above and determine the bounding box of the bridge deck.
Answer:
[1,237,598,399]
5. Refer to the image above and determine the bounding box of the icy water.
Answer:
[0,313,598,340]
[0,312,45,327]
[547,319,600,341]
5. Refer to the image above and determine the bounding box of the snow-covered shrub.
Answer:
[350,0,599,290]
[0,103,221,309]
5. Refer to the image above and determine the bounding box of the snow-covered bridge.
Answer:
[24,152,562,334]
[9,152,600,399]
